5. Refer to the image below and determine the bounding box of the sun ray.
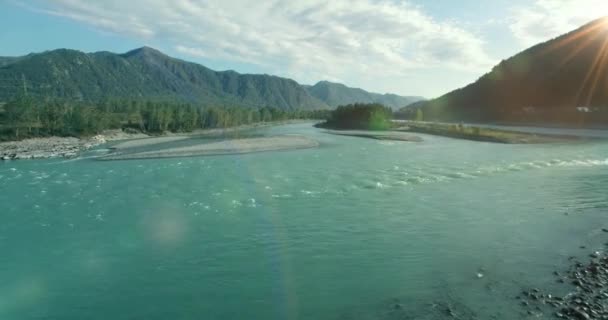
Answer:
[540,17,608,56]
[574,36,608,106]
[555,30,603,70]
[583,38,608,106]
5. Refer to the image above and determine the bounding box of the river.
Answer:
[1,123,607,319]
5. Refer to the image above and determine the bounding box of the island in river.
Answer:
[100,135,319,160]
[321,130,422,142]
[397,121,595,144]
[1,119,601,163]
[316,103,592,144]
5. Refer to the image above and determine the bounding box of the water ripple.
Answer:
[353,157,608,190]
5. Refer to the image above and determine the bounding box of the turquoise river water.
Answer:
[1,123,608,319]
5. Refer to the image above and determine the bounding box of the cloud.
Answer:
[510,0,608,46]
[19,0,494,95]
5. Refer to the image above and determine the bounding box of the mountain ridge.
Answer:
[305,80,424,110]
[414,17,608,125]
[0,47,420,111]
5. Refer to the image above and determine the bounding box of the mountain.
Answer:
[0,47,328,110]
[416,17,608,125]
[0,56,23,67]
[305,81,424,110]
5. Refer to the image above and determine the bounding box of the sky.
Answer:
[1,0,608,98]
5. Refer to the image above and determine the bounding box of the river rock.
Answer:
[90,135,107,144]
[520,249,608,320]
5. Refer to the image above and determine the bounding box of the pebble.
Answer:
[0,133,127,161]
[519,248,608,320]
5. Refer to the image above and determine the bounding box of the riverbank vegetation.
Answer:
[0,95,330,141]
[316,103,393,130]
[400,121,588,143]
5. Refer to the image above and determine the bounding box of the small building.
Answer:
[522,106,536,113]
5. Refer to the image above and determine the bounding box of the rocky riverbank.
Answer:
[0,136,103,160]
[519,230,608,319]
[0,121,312,161]
[0,130,149,160]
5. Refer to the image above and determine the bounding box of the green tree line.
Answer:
[0,95,330,140]
[394,107,424,121]
[318,103,394,130]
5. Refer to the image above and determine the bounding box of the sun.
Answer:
[536,11,608,107]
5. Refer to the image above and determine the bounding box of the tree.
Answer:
[4,94,39,138]
[40,101,67,134]
[321,103,393,130]
[1,93,332,140]
[260,108,272,122]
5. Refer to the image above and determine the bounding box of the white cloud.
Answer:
[20,0,495,96]
[510,0,608,46]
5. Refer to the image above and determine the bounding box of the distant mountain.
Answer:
[0,47,423,111]
[416,17,608,125]
[0,47,328,110]
[305,81,423,110]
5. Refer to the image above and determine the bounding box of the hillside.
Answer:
[0,57,23,67]
[416,17,608,125]
[0,47,328,110]
[306,81,423,110]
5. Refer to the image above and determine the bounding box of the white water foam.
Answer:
[247,198,258,208]
[555,159,608,167]
[361,157,608,191]
[271,194,292,199]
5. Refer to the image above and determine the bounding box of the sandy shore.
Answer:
[323,130,423,142]
[110,136,190,150]
[99,135,319,160]
[109,121,314,150]
[0,121,314,161]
